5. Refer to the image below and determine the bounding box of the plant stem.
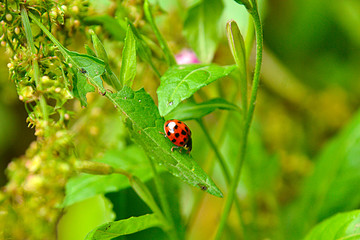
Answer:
[148,157,179,240]
[197,118,230,183]
[214,6,263,240]
[196,118,245,236]
[143,0,177,66]
[21,7,49,137]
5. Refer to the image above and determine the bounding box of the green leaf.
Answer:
[91,31,109,64]
[234,0,253,10]
[72,69,95,107]
[112,87,223,197]
[85,214,163,240]
[91,30,122,91]
[127,21,161,78]
[157,64,236,116]
[165,98,240,120]
[120,25,137,87]
[144,0,176,66]
[304,210,360,240]
[183,0,224,63]
[29,13,106,106]
[85,44,97,57]
[84,15,126,41]
[62,146,152,207]
[30,14,222,197]
[285,109,360,238]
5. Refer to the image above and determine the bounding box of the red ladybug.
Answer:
[162,119,192,154]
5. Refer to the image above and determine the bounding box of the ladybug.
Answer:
[162,119,192,154]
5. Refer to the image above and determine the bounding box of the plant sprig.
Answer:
[214,1,263,238]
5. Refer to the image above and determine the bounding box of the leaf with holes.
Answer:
[85,214,162,240]
[157,64,236,116]
[304,210,360,240]
[165,98,241,120]
[30,13,106,106]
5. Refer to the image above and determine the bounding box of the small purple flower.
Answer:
[175,49,200,64]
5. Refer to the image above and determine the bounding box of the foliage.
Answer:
[0,0,360,240]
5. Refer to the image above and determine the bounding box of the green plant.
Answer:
[2,0,360,240]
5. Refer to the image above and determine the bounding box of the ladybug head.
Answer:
[184,137,192,154]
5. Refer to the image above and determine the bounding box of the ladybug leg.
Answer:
[179,148,183,153]
[171,146,180,152]
[159,131,166,137]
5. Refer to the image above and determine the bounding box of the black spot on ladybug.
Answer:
[175,133,180,137]
[185,126,189,131]
[179,141,184,145]
[167,131,171,136]
[174,125,178,129]
[183,138,187,142]
[172,139,176,143]
[181,130,186,135]
[178,121,182,124]
[166,123,169,127]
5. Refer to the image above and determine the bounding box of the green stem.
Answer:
[197,119,231,182]
[214,6,263,240]
[144,0,177,66]
[148,157,179,240]
[196,118,245,237]
[21,7,49,137]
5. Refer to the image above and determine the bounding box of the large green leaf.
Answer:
[304,210,360,240]
[183,0,224,63]
[31,13,223,198]
[157,64,236,116]
[284,109,360,239]
[165,98,240,121]
[85,214,162,240]
[111,87,223,197]
[62,146,152,207]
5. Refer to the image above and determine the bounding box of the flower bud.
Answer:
[24,175,44,192]
[5,14,12,22]
[72,6,79,14]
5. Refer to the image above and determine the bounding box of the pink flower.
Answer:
[175,49,200,64]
